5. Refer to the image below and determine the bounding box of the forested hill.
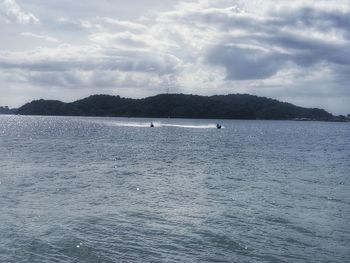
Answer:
[16,93,344,121]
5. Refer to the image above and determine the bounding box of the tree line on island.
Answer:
[0,106,16,115]
[2,94,348,121]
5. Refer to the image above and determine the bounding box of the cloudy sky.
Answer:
[0,0,349,114]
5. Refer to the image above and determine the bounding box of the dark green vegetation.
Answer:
[16,94,347,121]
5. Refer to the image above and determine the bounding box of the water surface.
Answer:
[0,116,349,262]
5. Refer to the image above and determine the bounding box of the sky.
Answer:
[0,0,349,114]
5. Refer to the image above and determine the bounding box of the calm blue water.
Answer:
[0,115,349,263]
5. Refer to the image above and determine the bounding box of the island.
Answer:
[14,93,348,121]
[0,106,16,115]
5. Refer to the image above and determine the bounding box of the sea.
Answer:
[0,115,349,263]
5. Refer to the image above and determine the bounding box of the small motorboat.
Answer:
[216,124,222,129]
[150,122,154,127]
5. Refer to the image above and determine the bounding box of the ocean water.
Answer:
[0,115,349,263]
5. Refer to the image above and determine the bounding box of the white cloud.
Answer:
[20,32,58,42]
[88,31,150,49]
[0,0,39,24]
[93,17,148,32]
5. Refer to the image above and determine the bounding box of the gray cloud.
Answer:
[275,8,350,36]
[0,45,180,74]
[262,33,350,67]
[206,45,288,80]
[171,4,350,83]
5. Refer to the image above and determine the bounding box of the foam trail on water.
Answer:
[111,122,151,128]
[110,122,221,129]
[160,124,219,129]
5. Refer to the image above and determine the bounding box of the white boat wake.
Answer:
[110,122,222,129]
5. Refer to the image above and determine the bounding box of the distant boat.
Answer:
[216,124,222,129]
[150,122,154,127]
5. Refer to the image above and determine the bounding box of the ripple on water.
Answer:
[0,116,349,262]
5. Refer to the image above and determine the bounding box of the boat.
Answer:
[150,122,154,127]
[216,124,222,129]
